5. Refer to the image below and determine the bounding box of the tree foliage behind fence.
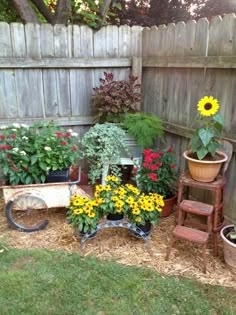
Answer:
[0,15,236,221]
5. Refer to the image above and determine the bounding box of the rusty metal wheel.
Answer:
[5,194,49,232]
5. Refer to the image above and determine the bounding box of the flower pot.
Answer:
[220,225,236,269]
[131,221,152,238]
[46,168,70,183]
[120,134,142,159]
[106,213,124,221]
[161,194,177,218]
[183,150,228,182]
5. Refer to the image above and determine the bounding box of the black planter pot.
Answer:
[106,213,124,221]
[46,168,69,183]
[132,221,152,238]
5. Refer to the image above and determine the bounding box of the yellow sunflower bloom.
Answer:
[197,96,219,117]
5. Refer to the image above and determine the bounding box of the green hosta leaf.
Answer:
[196,147,208,160]
[198,128,214,147]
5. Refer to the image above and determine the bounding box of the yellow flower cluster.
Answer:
[129,193,164,223]
[70,195,103,219]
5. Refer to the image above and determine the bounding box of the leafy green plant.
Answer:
[227,225,236,244]
[81,123,129,184]
[122,112,164,149]
[67,194,101,233]
[190,96,224,160]
[92,72,141,123]
[0,122,81,185]
[135,147,177,199]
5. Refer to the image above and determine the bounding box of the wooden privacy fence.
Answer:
[0,15,236,221]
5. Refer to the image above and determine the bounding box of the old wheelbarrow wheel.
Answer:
[5,194,49,232]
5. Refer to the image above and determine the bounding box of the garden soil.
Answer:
[0,192,235,288]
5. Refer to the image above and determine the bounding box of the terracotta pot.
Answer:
[220,225,236,269]
[183,150,228,182]
[161,194,177,217]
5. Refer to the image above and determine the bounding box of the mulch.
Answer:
[0,194,235,288]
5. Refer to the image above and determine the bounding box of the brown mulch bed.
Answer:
[0,198,235,288]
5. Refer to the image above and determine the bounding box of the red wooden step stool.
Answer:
[165,225,209,273]
[178,200,214,234]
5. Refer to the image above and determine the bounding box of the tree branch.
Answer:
[30,0,54,23]
[10,0,39,23]
[53,0,71,25]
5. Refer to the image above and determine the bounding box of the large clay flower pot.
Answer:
[220,225,236,269]
[183,150,228,182]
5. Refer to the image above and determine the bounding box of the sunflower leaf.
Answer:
[198,128,214,146]
[213,113,224,126]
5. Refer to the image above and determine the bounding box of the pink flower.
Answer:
[10,134,16,139]
[71,146,77,151]
[167,147,173,153]
[0,135,6,140]
[170,164,175,169]
[61,141,67,146]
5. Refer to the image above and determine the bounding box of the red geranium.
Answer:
[135,148,177,198]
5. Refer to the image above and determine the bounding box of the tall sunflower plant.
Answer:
[190,96,224,160]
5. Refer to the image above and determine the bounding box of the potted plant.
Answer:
[66,194,101,237]
[92,71,141,123]
[134,147,178,217]
[183,96,227,182]
[81,123,129,184]
[121,112,164,149]
[97,175,164,233]
[0,122,81,185]
[220,225,236,269]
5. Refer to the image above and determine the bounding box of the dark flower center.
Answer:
[204,103,212,110]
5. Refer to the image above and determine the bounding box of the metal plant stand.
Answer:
[80,219,151,250]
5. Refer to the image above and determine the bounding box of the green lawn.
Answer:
[0,243,235,315]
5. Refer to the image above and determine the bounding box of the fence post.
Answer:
[131,56,142,111]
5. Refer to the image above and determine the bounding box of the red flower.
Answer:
[64,132,71,138]
[143,149,151,156]
[55,132,63,138]
[8,160,14,165]
[170,164,175,169]
[167,147,173,153]
[11,166,18,171]
[148,173,158,181]
[3,145,11,150]
[144,156,153,163]
[0,135,6,140]
[71,146,77,151]
[149,164,158,171]
[61,141,67,146]
[142,162,149,168]
[10,134,16,139]
[151,153,161,159]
